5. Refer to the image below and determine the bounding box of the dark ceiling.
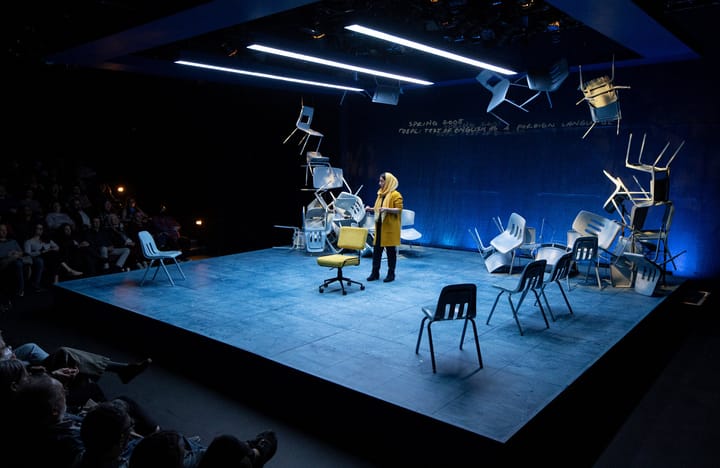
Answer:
[6,1,719,94]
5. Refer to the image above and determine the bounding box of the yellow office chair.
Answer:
[317,226,369,295]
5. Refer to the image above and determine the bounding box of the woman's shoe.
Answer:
[366,274,379,281]
[383,274,395,283]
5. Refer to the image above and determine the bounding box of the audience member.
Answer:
[151,204,190,253]
[121,197,150,226]
[17,187,44,218]
[0,330,152,387]
[67,182,95,213]
[0,222,34,297]
[54,222,96,278]
[199,431,278,468]
[23,222,59,287]
[12,203,44,245]
[5,370,85,468]
[77,399,143,468]
[128,429,203,468]
[0,183,19,220]
[85,216,131,272]
[45,200,76,235]
[68,195,94,232]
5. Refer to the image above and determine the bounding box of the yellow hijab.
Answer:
[374,172,399,221]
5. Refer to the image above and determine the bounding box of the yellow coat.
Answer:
[373,190,403,247]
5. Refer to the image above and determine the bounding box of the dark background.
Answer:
[7,54,719,278]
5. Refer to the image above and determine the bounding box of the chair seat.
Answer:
[401,228,422,242]
[490,232,521,254]
[317,254,360,268]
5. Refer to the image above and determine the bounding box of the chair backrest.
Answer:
[548,252,574,283]
[430,283,477,321]
[571,236,598,262]
[571,210,621,250]
[526,57,569,93]
[336,226,368,251]
[138,230,159,257]
[476,70,512,112]
[515,259,547,292]
[296,105,315,131]
[401,209,415,227]
[333,192,366,225]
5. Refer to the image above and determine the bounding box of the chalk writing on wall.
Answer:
[398,118,598,136]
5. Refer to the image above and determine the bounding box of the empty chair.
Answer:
[415,283,483,373]
[490,212,527,275]
[571,210,622,254]
[516,57,569,108]
[570,236,602,289]
[137,230,186,286]
[400,209,422,246]
[316,226,368,295]
[486,259,549,336]
[538,251,574,320]
[576,57,631,139]
[476,70,529,127]
[283,101,324,155]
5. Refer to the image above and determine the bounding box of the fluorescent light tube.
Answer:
[345,24,517,76]
[247,44,434,86]
[175,60,364,92]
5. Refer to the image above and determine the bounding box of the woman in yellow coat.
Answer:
[365,172,403,282]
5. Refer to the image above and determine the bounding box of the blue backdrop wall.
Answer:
[327,59,719,279]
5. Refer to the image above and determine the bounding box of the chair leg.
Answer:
[507,295,525,336]
[539,287,556,321]
[427,323,437,373]
[172,259,186,280]
[532,290,550,329]
[415,318,428,354]
[486,292,503,325]
[556,281,574,315]
[460,319,483,370]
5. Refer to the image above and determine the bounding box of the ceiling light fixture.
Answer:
[345,24,518,76]
[175,60,364,92]
[247,44,434,86]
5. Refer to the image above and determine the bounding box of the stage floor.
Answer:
[55,245,679,451]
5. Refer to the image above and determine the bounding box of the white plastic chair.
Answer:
[400,209,422,246]
[476,70,529,127]
[138,230,186,286]
[490,212,527,275]
[283,102,324,155]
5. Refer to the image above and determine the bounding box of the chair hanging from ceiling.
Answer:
[515,57,569,109]
[576,56,630,139]
[283,99,324,155]
[476,70,530,127]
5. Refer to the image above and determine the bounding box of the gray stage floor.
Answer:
[55,245,679,444]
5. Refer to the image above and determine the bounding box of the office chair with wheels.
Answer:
[415,283,483,374]
[316,226,368,295]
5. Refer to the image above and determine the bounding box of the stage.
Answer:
[54,245,686,465]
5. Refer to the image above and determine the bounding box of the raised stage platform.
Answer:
[54,246,687,465]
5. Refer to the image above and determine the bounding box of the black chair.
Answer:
[487,259,549,336]
[538,252,574,321]
[415,283,483,374]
